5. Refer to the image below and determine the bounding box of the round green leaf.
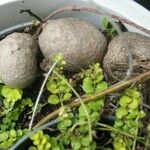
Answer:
[63,93,72,101]
[87,101,100,111]
[0,132,8,142]
[28,146,37,150]
[119,95,132,107]
[71,140,81,150]
[1,86,22,101]
[45,142,51,149]
[59,84,70,93]
[138,110,146,118]
[126,120,137,128]
[48,95,59,104]
[81,136,91,146]
[79,106,90,117]
[63,119,72,127]
[128,109,138,119]
[129,99,138,109]
[57,122,67,132]
[90,112,99,123]
[132,91,140,99]
[114,120,123,128]
[95,81,108,93]
[82,77,94,94]
[47,81,58,94]
[9,129,17,138]
[116,108,128,119]
[93,74,104,84]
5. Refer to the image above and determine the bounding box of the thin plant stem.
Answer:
[29,61,58,130]
[20,9,43,22]
[53,70,92,141]
[70,122,86,132]
[97,123,144,141]
[132,126,138,150]
[132,115,142,150]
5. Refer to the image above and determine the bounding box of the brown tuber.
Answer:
[38,17,107,72]
[0,32,38,89]
[103,32,150,80]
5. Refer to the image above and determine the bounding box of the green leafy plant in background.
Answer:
[0,85,23,116]
[0,84,33,149]
[112,88,145,150]
[102,17,117,40]
[0,128,29,149]
[0,98,32,132]
[0,98,32,149]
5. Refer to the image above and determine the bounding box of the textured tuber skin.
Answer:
[0,32,38,89]
[103,32,150,80]
[39,17,107,72]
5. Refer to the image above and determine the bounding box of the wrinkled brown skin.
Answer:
[103,32,150,80]
[0,32,38,89]
[39,18,107,72]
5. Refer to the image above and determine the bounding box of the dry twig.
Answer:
[34,5,150,37]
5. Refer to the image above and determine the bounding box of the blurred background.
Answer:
[135,0,150,10]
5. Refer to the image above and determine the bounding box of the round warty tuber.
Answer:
[39,17,107,72]
[0,32,38,88]
[103,32,150,80]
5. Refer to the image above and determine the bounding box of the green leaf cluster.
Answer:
[57,110,96,150]
[47,77,72,105]
[29,130,60,150]
[1,85,23,115]
[0,85,33,149]
[46,57,72,105]
[81,63,108,95]
[0,99,32,149]
[112,88,145,150]
[0,98,33,133]
[79,63,107,129]
[55,63,107,149]
[0,128,28,149]
[102,17,117,40]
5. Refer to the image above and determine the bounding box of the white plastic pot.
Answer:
[0,0,149,36]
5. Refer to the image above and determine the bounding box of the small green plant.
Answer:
[29,130,60,150]
[0,98,32,132]
[29,59,108,150]
[112,88,145,150]
[0,128,29,149]
[102,17,117,39]
[79,63,108,128]
[0,85,23,116]
[47,54,72,105]
[54,63,108,150]
[0,97,32,149]
[0,84,32,149]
